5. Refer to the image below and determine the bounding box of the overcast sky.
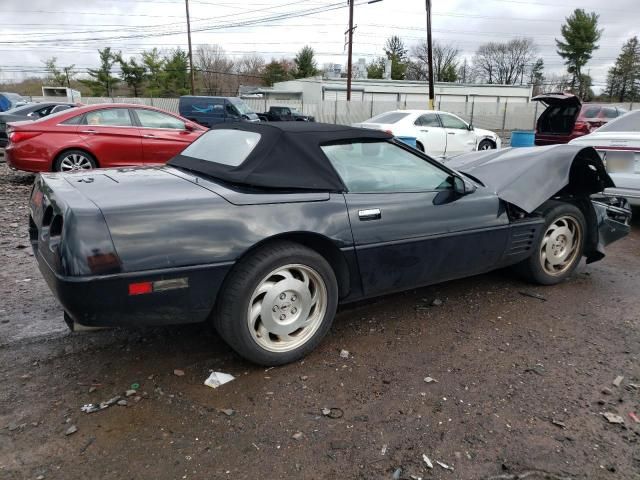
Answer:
[1,0,638,92]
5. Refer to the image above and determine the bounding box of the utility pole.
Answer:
[185,0,196,95]
[346,0,354,101]
[425,0,435,110]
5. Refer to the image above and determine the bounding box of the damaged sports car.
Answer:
[29,122,631,365]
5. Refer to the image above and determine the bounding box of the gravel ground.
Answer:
[0,162,639,480]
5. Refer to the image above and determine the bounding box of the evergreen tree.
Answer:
[293,46,318,79]
[384,36,408,80]
[555,9,602,95]
[43,57,74,87]
[262,60,291,86]
[605,37,640,101]
[162,48,190,96]
[529,58,545,95]
[366,57,386,79]
[80,48,119,96]
[117,55,146,97]
[141,48,165,97]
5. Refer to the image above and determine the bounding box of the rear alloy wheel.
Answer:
[478,139,495,150]
[214,241,338,365]
[516,202,586,285]
[54,150,96,172]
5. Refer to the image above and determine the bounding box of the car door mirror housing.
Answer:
[185,123,196,131]
[453,176,476,195]
[468,124,474,131]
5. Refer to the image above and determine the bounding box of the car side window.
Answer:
[414,113,441,127]
[439,114,468,129]
[602,107,618,119]
[321,141,451,193]
[135,109,185,129]
[82,108,133,127]
[225,103,240,117]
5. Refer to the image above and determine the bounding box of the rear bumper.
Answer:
[5,145,51,172]
[36,251,233,327]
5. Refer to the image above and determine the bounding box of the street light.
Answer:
[346,0,383,101]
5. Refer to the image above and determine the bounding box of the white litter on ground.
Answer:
[204,372,235,389]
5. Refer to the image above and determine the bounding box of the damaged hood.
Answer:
[446,145,615,213]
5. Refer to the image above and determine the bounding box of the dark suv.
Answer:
[533,93,626,146]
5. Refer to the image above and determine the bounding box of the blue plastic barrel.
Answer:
[510,130,535,147]
[396,136,417,149]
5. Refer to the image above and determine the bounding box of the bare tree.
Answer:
[408,41,461,82]
[472,38,537,84]
[195,45,235,95]
[235,53,266,86]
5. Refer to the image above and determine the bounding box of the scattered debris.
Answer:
[79,437,96,454]
[125,389,137,397]
[88,386,97,393]
[424,376,438,384]
[117,399,127,406]
[81,395,122,414]
[65,425,78,436]
[130,383,140,390]
[204,371,235,389]
[628,412,640,424]
[436,460,454,471]
[173,369,185,377]
[321,407,344,419]
[551,419,567,429]
[392,467,402,479]
[381,444,388,456]
[220,409,235,417]
[519,290,547,301]
[423,454,433,469]
[431,298,443,307]
[602,412,625,424]
[601,387,612,395]
[340,349,350,359]
[524,364,545,376]
[612,376,624,387]
[291,432,304,441]
[300,375,308,381]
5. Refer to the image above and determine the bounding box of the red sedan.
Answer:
[5,103,206,172]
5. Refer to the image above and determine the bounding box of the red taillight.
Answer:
[8,131,41,144]
[573,121,591,135]
[129,282,153,296]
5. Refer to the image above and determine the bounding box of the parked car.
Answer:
[0,102,78,148]
[29,122,630,366]
[0,92,28,112]
[533,93,627,146]
[5,103,205,172]
[258,106,315,122]
[353,110,500,158]
[179,96,260,127]
[569,110,640,206]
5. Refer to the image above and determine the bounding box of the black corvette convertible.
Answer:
[29,122,631,365]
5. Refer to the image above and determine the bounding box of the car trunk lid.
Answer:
[532,93,582,108]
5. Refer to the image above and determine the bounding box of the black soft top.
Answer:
[168,122,392,191]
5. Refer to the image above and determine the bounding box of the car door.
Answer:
[413,113,447,157]
[321,141,510,297]
[132,108,201,164]
[439,113,477,157]
[78,108,143,167]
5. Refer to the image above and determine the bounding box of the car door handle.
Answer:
[143,134,156,138]
[448,132,456,135]
[80,129,97,134]
[358,208,381,221]
[420,129,429,132]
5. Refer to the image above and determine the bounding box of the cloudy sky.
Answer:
[0,0,637,91]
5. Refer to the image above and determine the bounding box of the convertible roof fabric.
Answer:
[447,144,615,213]
[168,122,392,191]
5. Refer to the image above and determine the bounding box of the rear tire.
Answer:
[478,139,495,150]
[213,241,338,366]
[516,201,586,285]
[54,150,97,172]
[415,141,425,152]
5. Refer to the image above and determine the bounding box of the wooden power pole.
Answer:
[185,0,196,95]
[426,0,435,110]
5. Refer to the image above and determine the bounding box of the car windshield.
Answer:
[365,112,410,124]
[180,129,261,166]
[229,98,254,115]
[596,111,640,133]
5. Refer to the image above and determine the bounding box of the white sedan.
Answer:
[569,110,640,206]
[353,109,501,158]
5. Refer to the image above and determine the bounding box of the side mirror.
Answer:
[468,123,474,131]
[453,176,476,195]
[184,123,196,131]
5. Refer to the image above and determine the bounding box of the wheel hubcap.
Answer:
[248,264,327,352]
[540,215,582,276]
[60,154,92,171]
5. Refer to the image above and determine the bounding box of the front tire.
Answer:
[415,141,425,152]
[516,202,586,285]
[477,139,495,151]
[214,241,338,366]
[54,150,97,172]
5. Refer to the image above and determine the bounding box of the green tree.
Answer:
[80,48,119,96]
[142,48,165,97]
[116,55,146,97]
[529,58,545,95]
[366,57,386,79]
[556,9,602,96]
[161,48,190,96]
[43,57,75,87]
[293,46,318,79]
[262,60,291,86]
[605,37,640,101]
[384,35,408,80]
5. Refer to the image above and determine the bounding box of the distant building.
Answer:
[269,77,533,104]
[322,63,343,80]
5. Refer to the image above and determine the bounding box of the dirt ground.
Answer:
[0,161,639,480]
